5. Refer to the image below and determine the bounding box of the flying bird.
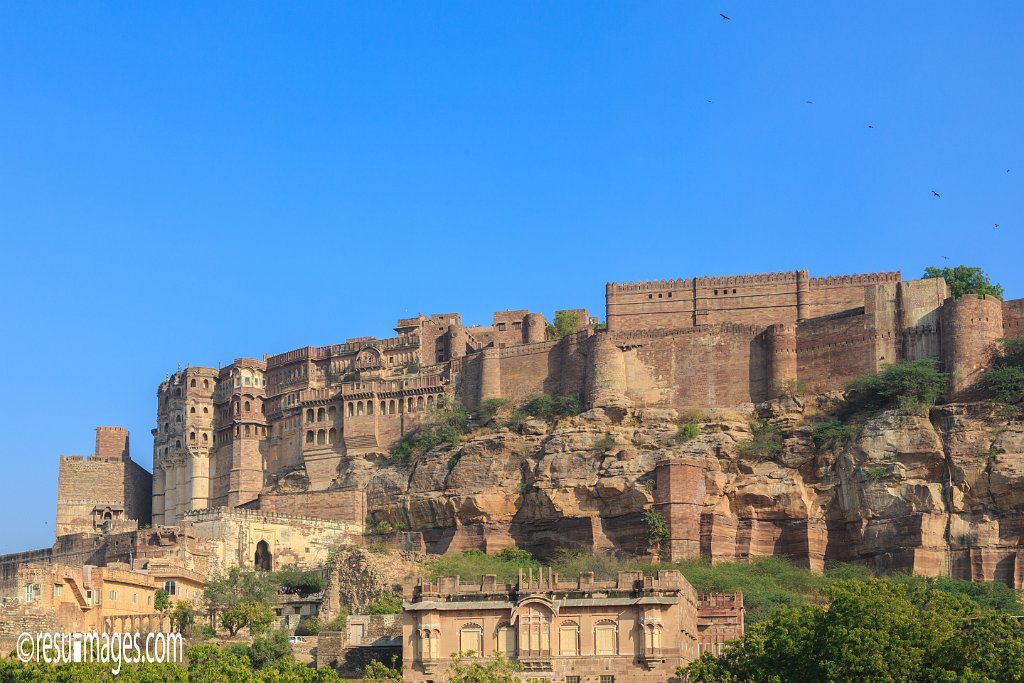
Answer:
[931,190,941,197]
[804,100,814,104]
[941,256,950,260]
[868,125,875,129]
[995,223,1000,228]
[720,13,730,20]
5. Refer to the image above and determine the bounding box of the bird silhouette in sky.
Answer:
[931,190,941,197]
[942,256,950,260]
[995,223,1000,228]
[868,125,875,129]
[805,100,814,104]
[720,13,730,20]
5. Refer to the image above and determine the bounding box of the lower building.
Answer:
[401,568,743,683]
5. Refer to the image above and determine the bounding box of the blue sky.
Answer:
[0,2,1021,553]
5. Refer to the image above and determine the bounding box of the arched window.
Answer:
[317,430,325,445]
[408,398,414,412]
[190,406,196,414]
[202,433,208,444]
[234,401,240,416]
[328,428,336,444]
[380,401,387,415]
[357,402,365,416]
[306,430,314,444]
[317,408,325,422]
[244,401,251,413]
[459,623,483,657]
[190,379,196,388]
[203,379,209,389]
[203,406,209,414]
[306,409,314,423]
[427,395,434,409]
[347,403,354,417]
[189,432,196,442]
[175,388,181,397]
[418,628,440,661]
[558,620,580,656]
[328,406,337,419]
[519,606,551,656]
[175,415,181,422]
[244,425,251,437]
[595,619,618,656]
[416,396,424,411]
[254,540,272,571]
[389,400,396,415]
[175,439,181,448]
[367,401,374,416]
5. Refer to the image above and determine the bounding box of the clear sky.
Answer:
[0,2,1021,553]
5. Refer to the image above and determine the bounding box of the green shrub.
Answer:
[366,593,403,615]
[844,359,948,414]
[811,420,862,451]
[862,464,889,483]
[643,509,669,548]
[447,452,462,470]
[323,608,348,631]
[978,339,1024,407]
[508,410,527,432]
[520,393,582,421]
[294,616,322,636]
[389,399,471,462]
[372,519,394,535]
[476,398,507,424]
[676,422,700,442]
[595,433,617,451]
[497,546,534,563]
[517,481,530,495]
[737,420,784,461]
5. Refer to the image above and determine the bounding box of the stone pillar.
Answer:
[163,463,177,526]
[585,333,629,409]
[152,465,165,526]
[766,323,797,395]
[796,270,810,322]
[176,459,188,521]
[190,454,209,511]
[653,459,705,561]
[940,295,1004,399]
[480,348,502,401]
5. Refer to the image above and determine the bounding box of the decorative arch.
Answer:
[254,540,273,571]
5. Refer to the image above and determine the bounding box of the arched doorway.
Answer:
[254,540,272,571]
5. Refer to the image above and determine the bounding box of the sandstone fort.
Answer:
[3,265,1022,678]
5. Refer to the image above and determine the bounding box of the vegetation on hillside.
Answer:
[390,398,470,462]
[270,567,325,596]
[736,420,784,461]
[203,567,279,637]
[684,577,1024,682]
[843,358,948,415]
[978,337,1024,419]
[923,264,1005,300]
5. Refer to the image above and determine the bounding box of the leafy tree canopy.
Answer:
[923,265,1004,300]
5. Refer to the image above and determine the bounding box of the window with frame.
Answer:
[595,620,617,656]
[109,590,117,601]
[496,624,516,656]
[53,584,62,598]
[600,677,615,683]
[459,624,483,656]
[566,678,581,683]
[559,621,580,656]
[164,580,177,596]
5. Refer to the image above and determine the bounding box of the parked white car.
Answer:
[288,635,306,644]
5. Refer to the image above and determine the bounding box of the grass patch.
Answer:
[390,398,469,462]
[676,422,700,442]
[862,464,889,484]
[595,433,617,452]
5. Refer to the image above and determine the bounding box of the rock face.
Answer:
[336,401,1024,586]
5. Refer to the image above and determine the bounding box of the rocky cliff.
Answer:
[302,399,1024,586]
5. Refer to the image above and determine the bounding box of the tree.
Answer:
[204,566,279,633]
[447,653,521,683]
[643,509,669,548]
[923,265,1004,300]
[844,359,948,414]
[364,657,403,683]
[220,600,277,636]
[547,311,582,340]
[366,592,403,615]
[153,588,170,612]
[169,599,197,633]
[271,567,326,597]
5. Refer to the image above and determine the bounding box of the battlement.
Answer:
[181,506,355,528]
[695,270,803,287]
[809,270,900,287]
[607,277,694,293]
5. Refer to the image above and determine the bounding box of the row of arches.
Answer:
[189,378,211,390]
[305,428,337,446]
[418,618,621,660]
[345,394,443,417]
[306,406,338,423]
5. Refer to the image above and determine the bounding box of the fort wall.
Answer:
[941,295,1005,399]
